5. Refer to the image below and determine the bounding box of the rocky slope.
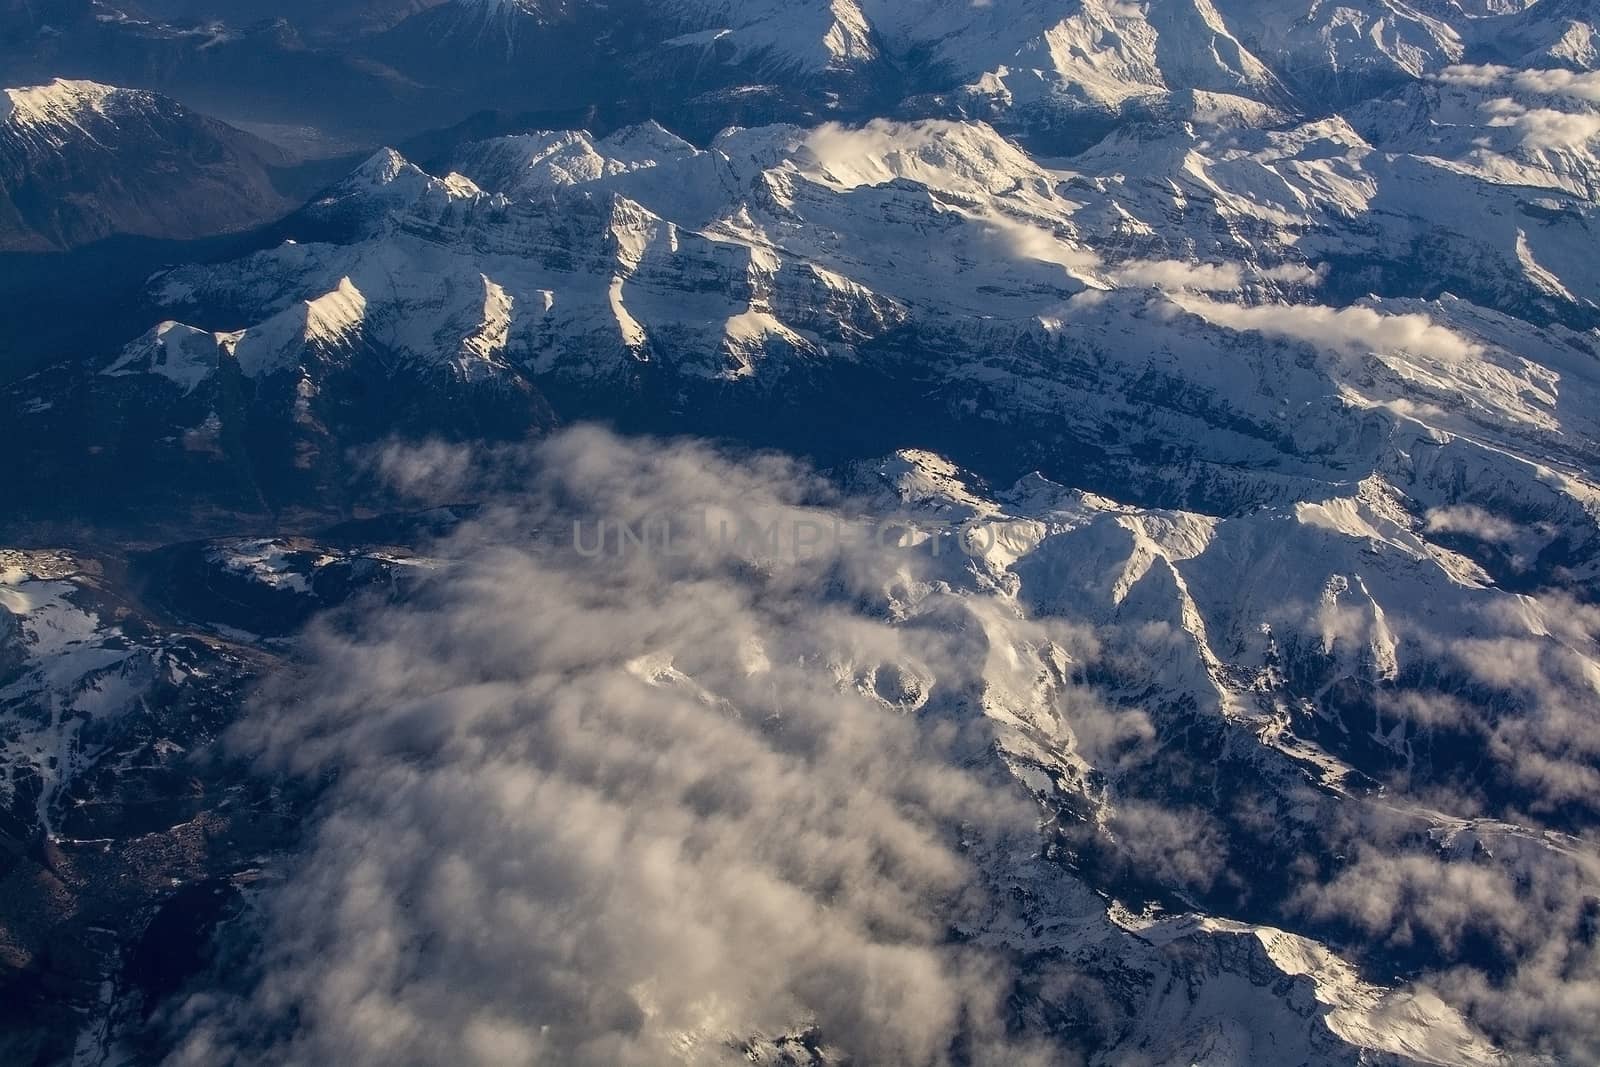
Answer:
[0,79,293,250]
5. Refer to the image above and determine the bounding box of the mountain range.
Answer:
[3,1,1600,1065]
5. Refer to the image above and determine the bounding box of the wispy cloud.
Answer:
[1168,294,1484,363]
[166,429,1069,1067]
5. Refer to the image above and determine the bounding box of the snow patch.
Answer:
[2,79,125,132]
[102,321,223,394]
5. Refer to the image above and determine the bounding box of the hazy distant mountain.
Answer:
[0,79,293,249]
[129,0,450,37]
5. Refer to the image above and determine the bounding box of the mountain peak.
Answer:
[351,146,415,184]
[1,78,129,130]
[455,0,556,11]
[443,0,572,28]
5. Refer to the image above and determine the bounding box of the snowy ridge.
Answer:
[661,0,878,75]
[450,123,698,197]
[102,322,224,395]
[892,0,1288,111]
[1,79,127,135]
[0,550,254,842]
[131,110,1600,521]
[412,0,575,59]
[853,448,1595,1063]
[601,0,1600,138]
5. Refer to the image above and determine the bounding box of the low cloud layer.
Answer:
[1425,504,1524,546]
[1482,97,1600,150]
[1169,294,1485,364]
[166,429,1062,1067]
[1438,64,1600,104]
[154,429,1600,1065]
[1296,815,1600,1064]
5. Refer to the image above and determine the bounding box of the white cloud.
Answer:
[1168,295,1484,364]
[1099,259,1319,293]
[1261,263,1324,285]
[1508,109,1600,150]
[1436,65,1600,104]
[1295,833,1600,1064]
[1399,592,1600,817]
[1110,259,1244,292]
[1109,800,1228,891]
[1482,98,1600,150]
[1424,505,1523,546]
[165,429,1071,1067]
[982,212,1102,275]
[1434,64,1517,90]
[1513,68,1600,104]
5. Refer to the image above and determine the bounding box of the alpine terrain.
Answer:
[2,1,1600,1065]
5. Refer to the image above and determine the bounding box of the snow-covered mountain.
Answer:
[127,0,449,38]
[4,2,1600,1065]
[7,0,1594,150]
[379,0,574,60]
[22,80,1590,517]
[1479,0,1600,70]
[0,79,292,250]
[592,0,1598,141]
